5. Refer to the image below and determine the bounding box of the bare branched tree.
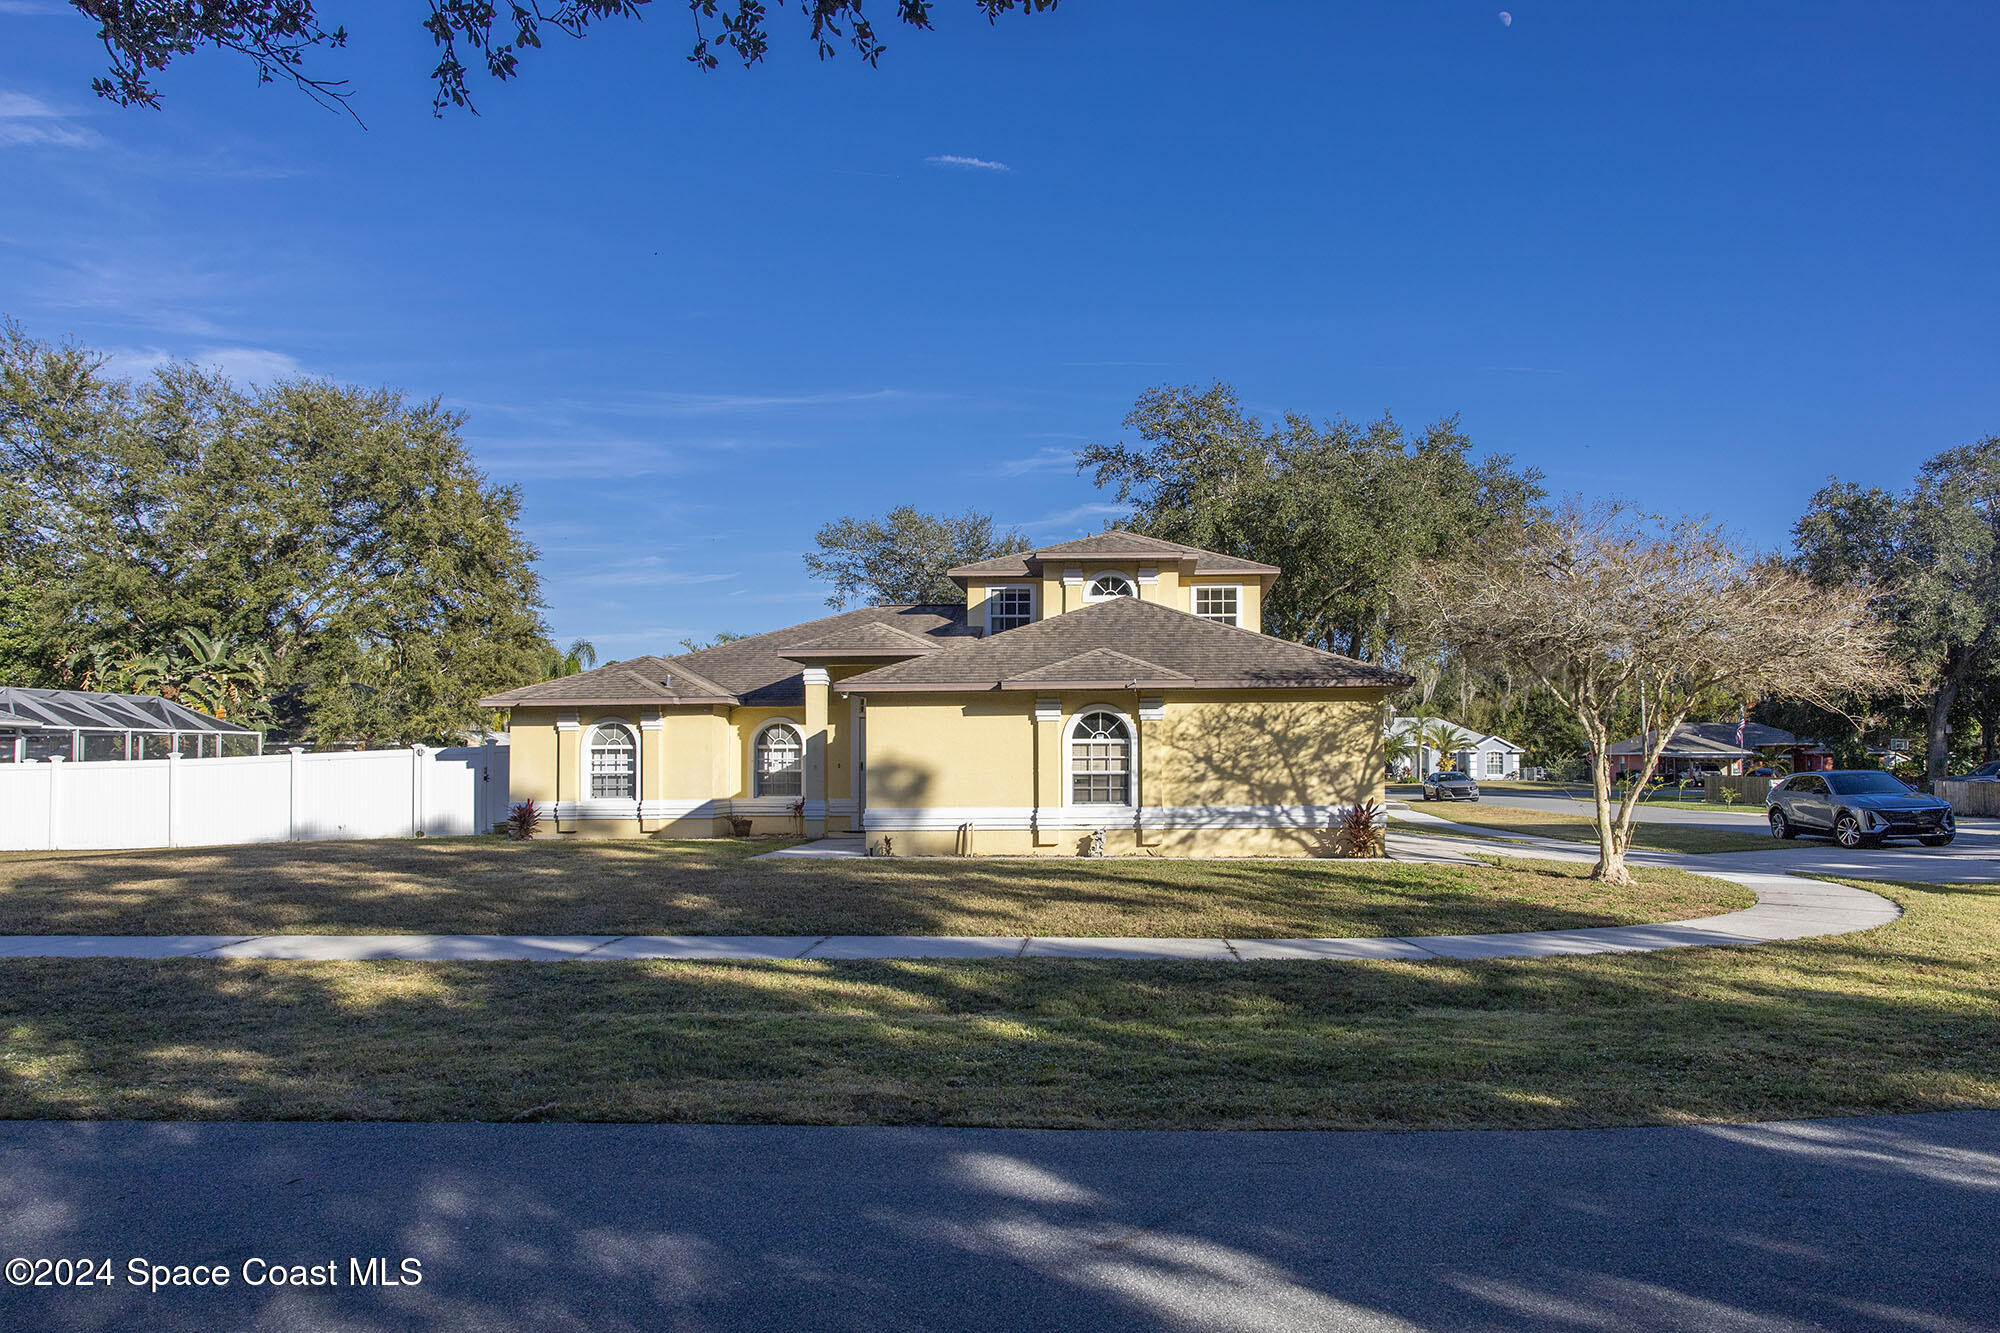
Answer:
[1410,501,1900,884]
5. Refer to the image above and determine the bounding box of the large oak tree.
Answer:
[1079,381,1546,662]
[1,320,551,747]
[1792,438,2000,785]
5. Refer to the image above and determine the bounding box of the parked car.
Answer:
[1422,771,1480,802]
[1766,770,1955,848]
[1961,760,2000,781]
[1745,767,1776,778]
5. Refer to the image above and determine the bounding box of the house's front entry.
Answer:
[846,695,867,834]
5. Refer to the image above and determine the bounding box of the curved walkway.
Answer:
[0,816,1900,962]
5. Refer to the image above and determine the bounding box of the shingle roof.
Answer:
[1005,648,1191,686]
[775,621,945,661]
[838,597,1411,693]
[479,605,975,709]
[947,529,1279,578]
[1607,721,1803,757]
[0,686,257,734]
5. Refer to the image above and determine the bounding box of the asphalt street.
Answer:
[2,1114,1997,1332]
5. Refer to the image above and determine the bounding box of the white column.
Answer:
[288,746,305,841]
[45,755,63,851]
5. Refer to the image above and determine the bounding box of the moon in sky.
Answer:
[1499,11,1513,25]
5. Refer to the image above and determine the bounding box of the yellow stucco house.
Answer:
[481,531,1409,856]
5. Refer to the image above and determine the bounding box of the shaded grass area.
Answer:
[0,878,1988,1129]
[1414,803,1779,854]
[0,839,1746,938]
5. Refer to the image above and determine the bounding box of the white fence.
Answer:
[0,745,511,852]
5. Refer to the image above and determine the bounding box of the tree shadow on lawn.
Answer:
[0,878,1990,1131]
[0,841,1745,939]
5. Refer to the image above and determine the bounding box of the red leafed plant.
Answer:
[1339,799,1385,858]
[506,800,542,841]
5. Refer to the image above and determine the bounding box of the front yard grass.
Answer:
[0,838,1747,939]
[1415,803,1779,854]
[0,877,1990,1129]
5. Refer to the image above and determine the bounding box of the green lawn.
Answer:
[1409,802,1780,854]
[0,838,1746,939]
[0,877,1989,1129]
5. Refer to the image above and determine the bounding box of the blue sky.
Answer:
[3,1,1995,654]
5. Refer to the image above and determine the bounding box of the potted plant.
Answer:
[729,815,754,838]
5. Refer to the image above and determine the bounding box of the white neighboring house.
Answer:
[1385,715,1524,782]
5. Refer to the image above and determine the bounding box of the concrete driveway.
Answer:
[2,1115,1995,1332]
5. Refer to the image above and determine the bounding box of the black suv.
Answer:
[1766,770,1955,848]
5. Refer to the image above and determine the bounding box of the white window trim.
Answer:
[1189,582,1244,627]
[752,717,806,799]
[1082,570,1137,603]
[1064,703,1137,810]
[584,718,640,802]
[984,584,1037,634]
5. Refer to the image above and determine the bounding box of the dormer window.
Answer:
[1084,572,1135,602]
[987,586,1034,633]
[1193,585,1240,627]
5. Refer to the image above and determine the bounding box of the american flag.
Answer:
[1736,704,1747,749]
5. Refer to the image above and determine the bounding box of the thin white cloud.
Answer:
[924,154,1013,173]
[993,446,1079,478]
[1014,502,1132,532]
[201,346,308,384]
[104,345,307,385]
[634,388,916,416]
[0,91,101,149]
[569,558,740,590]
[0,3,71,16]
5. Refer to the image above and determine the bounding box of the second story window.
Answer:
[987,586,1033,633]
[1085,572,1135,602]
[1193,586,1239,626]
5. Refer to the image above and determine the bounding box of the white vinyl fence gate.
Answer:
[0,745,511,852]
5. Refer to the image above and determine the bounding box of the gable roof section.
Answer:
[775,621,945,661]
[1385,715,1522,751]
[478,658,736,708]
[839,596,1411,693]
[1003,648,1190,687]
[479,604,975,709]
[948,529,1279,579]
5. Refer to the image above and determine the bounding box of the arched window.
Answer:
[1069,710,1132,806]
[1084,572,1135,602]
[586,722,637,800]
[754,722,804,797]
